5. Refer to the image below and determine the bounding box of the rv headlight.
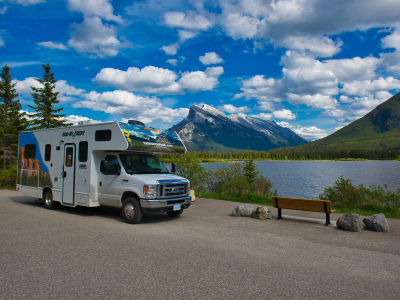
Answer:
[187,182,191,194]
[143,185,157,199]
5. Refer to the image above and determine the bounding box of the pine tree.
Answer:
[0,65,28,169]
[243,159,259,185]
[28,63,72,130]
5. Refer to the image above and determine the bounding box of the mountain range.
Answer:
[169,104,308,151]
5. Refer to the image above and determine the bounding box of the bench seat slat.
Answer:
[272,197,334,213]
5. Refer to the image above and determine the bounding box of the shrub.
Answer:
[0,164,17,188]
[205,162,274,198]
[319,176,400,212]
[172,152,206,192]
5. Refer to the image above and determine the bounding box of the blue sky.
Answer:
[1,0,400,140]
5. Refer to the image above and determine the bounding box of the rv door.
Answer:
[62,144,76,205]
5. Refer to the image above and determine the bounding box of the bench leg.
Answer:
[325,213,330,226]
[276,208,282,220]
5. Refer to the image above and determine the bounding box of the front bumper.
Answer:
[140,196,192,213]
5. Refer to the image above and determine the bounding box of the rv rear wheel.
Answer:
[122,197,143,224]
[167,210,183,217]
[43,190,59,210]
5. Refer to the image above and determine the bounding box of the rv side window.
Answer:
[25,144,36,158]
[45,144,51,161]
[79,141,88,162]
[95,130,112,141]
[104,155,120,175]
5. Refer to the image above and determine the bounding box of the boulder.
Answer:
[363,213,389,232]
[253,207,272,220]
[190,190,195,202]
[232,204,255,217]
[336,213,365,232]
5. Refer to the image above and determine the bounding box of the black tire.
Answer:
[122,197,143,224]
[43,189,59,210]
[167,209,183,217]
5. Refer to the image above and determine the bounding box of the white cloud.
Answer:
[94,65,223,95]
[287,93,338,109]
[160,43,179,55]
[9,0,45,5]
[74,90,189,123]
[37,41,68,50]
[294,126,328,140]
[199,52,224,65]
[164,11,213,30]
[381,29,400,75]
[0,30,5,47]
[220,13,260,40]
[253,109,296,121]
[218,104,250,114]
[277,36,342,57]
[179,66,223,93]
[166,59,178,66]
[68,16,125,58]
[341,77,400,96]
[178,30,197,42]
[67,0,123,23]
[14,77,85,102]
[65,115,102,125]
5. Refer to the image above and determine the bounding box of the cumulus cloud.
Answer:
[178,30,197,42]
[14,77,85,102]
[287,93,338,109]
[253,109,296,121]
[68,16,126,58]
[166,59,178,66]
[37,41,68,50]
[381,29,400,75]
[65,115,102,125]
[67,0,123,23]
[277,122,328,140]
[341,77,400,96]
[199,52,224,65]
[218,104,251,114]
[160,43,179,55]
[74,90,189,123]
[164,11,213,30]
[275,36,342,58]
[94,65,223,94]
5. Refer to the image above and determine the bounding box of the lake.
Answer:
[205,161,400,199]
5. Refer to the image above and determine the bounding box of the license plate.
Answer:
[173,204,181,211]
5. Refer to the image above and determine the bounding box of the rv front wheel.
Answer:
[122,197,143,224]
[43,190,59,210]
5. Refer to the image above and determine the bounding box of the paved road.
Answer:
[1,190,400,299]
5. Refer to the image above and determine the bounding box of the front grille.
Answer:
[157,180,188,199]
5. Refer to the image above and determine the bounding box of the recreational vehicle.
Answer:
[17,120,192,224]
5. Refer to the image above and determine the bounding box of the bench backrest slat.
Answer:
[272,197,333,213]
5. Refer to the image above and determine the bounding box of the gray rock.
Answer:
[336,213,365,232]
[253,207,272,220]
[363,213,389,232]
[232,204,255,217]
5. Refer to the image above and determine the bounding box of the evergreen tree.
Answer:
[243,159,260,185]
[0,65,28,169]
[28,63,72,130]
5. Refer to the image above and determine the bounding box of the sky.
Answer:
[1,0,400,141]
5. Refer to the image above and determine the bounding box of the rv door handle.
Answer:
[123,179,129,182]
[99,181,102,187]
[62,171,67,178]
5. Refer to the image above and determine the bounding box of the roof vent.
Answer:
[128,120,145,126]
[78,120,92,125]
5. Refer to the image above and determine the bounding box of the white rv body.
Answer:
[17,121,191,223]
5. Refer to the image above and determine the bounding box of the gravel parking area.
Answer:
[1,190,400,299]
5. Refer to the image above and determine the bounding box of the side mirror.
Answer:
[171,162,176,174]
[116,165,121,176]
[100,160,109,174]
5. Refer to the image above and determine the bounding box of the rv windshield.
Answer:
[119,154,169,174]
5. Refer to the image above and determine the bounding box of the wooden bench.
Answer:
[272,196,336,226]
